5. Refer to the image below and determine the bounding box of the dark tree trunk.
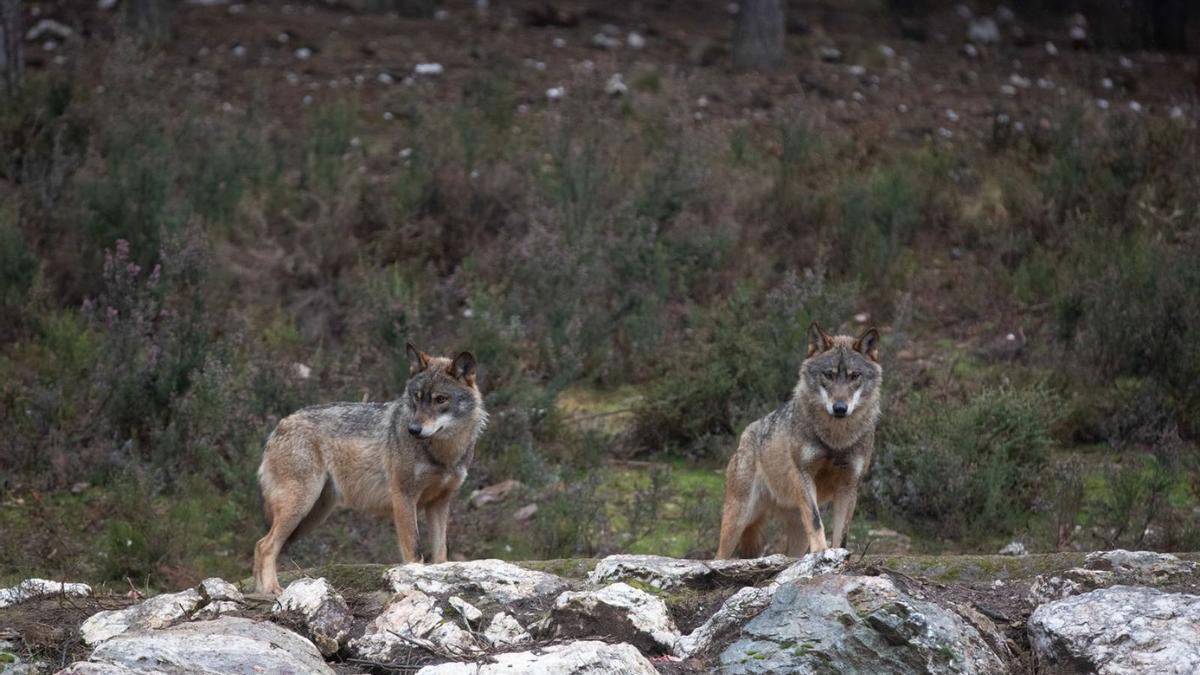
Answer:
[0,0,22,95]
[733,0,785,71]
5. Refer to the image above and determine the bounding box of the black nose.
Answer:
[832,402,848,417]
[407,423,423,437]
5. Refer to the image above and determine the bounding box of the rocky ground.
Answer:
[2,548,1198,673]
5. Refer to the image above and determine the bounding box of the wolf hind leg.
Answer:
[254,471,327,595]
[284,476,338,549]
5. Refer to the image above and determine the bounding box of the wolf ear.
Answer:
[807,321,834,357]
[447,351,477,386]
[406,342,431,374]
[853,328,880,362]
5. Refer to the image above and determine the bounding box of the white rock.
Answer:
[1170,106,1185,120]
[273,577,353,656]
[448,595,483,624]
[416,640,658,674]
[25,19,73,42]
[551,582,679,653]
[768,548,850,589]
[627,32,646,49]
[1029,586,1200,674]
[818,46,843,63]
[1009,73,1031,88]
[967,17,1000,45]
[1000,84,1017,96]
[192,600,241,620]
[349,590,480,660]
[589,555,712,589]
[546,86,565,101]
[878,44,896,59]
[999,541,1028,556]
[962,43,979,58]
[1028,569,1115,605]
[946,109,960,122]
[1045,41,1059,56]
[0,578,91,608]
[294,47,312,60]
[674,585,772,658]
[198,578,242,603]
[415,63,444,76]
[1085,549,1198,577]
[80,589,203,645]
[84,617,333,674]
[1129,101,1142,113]
[604,73,628,97]
[385,559,568,605]
[592,33,621,50]
[513,503,538,521]
[847,64,866,76]
[1097,99,1110,110]
[483,612,531,648]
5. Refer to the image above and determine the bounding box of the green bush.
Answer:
[867,384,1059,541]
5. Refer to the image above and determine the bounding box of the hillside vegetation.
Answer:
[1,0,1198,591]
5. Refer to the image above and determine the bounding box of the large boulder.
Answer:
[588,554,793,590]
[76,617,333,674]
[348,589,481,662]
[414,640,658,674]
[548,582,679,654]
[1028,585,1200,674]
[674,548,851,658]
[1028,549,1199,604]
[385,559,568,606]
[79,589,204,645]
[719,575,1005,674]
[272,577,353,656]
[0,579,91,608]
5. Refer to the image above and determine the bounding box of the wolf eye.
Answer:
[433,394,449,405]
[822,370,835,380]
[849,371,861,381]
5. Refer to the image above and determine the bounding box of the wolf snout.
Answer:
[407,423,425,437]
[832,402,849,417]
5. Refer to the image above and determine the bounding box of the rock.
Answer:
[604,74,628,97]
[416,640,658,674]
[198,578,242,603]
[448,596,483,625]
[0,579,91,608]
[998,541,1028,556]
[57,663,142,674]
[79,617,333,674]
[546,86,565,101]
[272,577,353,657]
[385,559,568,606]
[720,575,1005,674]
[588,554,792,590]
[769,547,849,588]
[627,32,646,49]
[588,555,712,590]
[967,17,999,45]
[1085,549,1197,579]
[349,590,480,661]
[818,46,843,63]
[483,612,531,648]
[415,63,444,76]
[513,504,538,521]
[80,589,204,645]
[192,600,241,620]
[674,586,772,659]
[468,479,522,509]
[675,549,851,658]
[25,19,72,42]
[1028,569,1116,605]
[550,582,679,654]
[1029,585,1200,674]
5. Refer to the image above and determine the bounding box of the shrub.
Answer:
[867,384,1059,541]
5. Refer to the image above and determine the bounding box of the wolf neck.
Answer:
[791,377,876,450]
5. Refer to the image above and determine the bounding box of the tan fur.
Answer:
[717,325,882,559]
[253,348,486,595]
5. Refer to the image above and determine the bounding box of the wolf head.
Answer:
[403,343,485,440]
[800,322,882,421]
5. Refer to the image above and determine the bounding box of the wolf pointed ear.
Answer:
[853,328,881,362]
[406,342,431,374]
[807,321,834,357]
[447,351,477,386]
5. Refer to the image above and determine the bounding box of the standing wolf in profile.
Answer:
[717,322,881,559]
[253,344,487,594]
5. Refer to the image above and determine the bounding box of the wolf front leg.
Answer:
[761,444,827,554]
[425,493,453,564]
[828,482,859,549]
[391,494,421,563]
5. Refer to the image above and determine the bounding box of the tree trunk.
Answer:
[0,0,22,95]
[733,0,785,71]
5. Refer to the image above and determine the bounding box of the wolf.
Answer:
[716,322,881,559]
[253,344,487,595]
